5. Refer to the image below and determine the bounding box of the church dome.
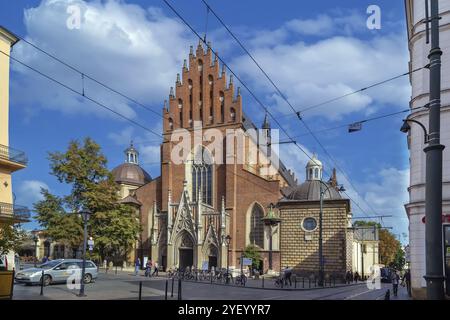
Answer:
[285,180,342,201]
[112,162,151,186]
[111,142,151,186]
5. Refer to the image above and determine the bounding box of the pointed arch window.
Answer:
[219,91,224,123]
[249,203,264,248]
[192,147,213,206]
[168,118,173,130]
[230,107,236,122]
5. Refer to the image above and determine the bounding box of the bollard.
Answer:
[40,270,44,296]
[262,276,264,288]
[302,277,305,288]
[138,281,142,300]
[165,280,168,300]
[308,278,311,288]
[295,278,297,289]
[333,277,336,287]
[115,265,118,275]
[171,277,174,297]
[177,278,182,300]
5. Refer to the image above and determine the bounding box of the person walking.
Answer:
[391,270,400,297]
[354,271,360,283]
[134,257,141,276]
[402,269,412,297]
[152,261,159,277]
[145,260,152,277]
[284,266,292,287]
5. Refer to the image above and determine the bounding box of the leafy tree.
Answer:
[389,247,406,271]
[34,138,141,262]
[0,223,29,256]
[379,229,401,267]
[243,244,262,271]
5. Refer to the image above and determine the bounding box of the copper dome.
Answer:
[111,162,151,186]
[283,180,342,201]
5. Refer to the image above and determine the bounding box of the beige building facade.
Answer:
[0,26,29,271]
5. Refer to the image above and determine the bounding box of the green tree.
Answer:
[389,247,406,271]
[243,244,262,271]
[0,223,29,257]
[34,138,141,262]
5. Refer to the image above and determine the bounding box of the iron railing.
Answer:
[0,202,31,220]
[0,144,28,165]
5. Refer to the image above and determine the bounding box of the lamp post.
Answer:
[78,209,91,297]
[32,232,38,268]
[318,180,345,287]
[224,235,231,284]
[261,203,281,274]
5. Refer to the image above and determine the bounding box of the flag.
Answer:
[348,122,362,133]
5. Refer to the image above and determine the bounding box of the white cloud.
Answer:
[11,0,194,120]
[15,180,49,207]
[231,33,409,120]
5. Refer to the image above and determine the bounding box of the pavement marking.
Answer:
[344,288,378,300]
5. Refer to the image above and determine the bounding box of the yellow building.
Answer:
[0,26,29,270]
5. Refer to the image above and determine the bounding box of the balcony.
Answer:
[0,202,31,223]
[0,144,28,171]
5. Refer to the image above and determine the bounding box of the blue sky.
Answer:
[1,0,410,243]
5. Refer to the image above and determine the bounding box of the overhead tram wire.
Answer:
[200,0,426,119]
[162,0,376,219]
[0,49,305,198]
[0,49,162,138]
[199,0,418,218]
[15,35,165,120]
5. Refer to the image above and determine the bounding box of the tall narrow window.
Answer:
[209,75,214,124]
[249,204,264,248]
[168,118,173,130]
[230,107,236,122]
[188,79,193,126]
[219,91,224,123]
[192,147,213,206]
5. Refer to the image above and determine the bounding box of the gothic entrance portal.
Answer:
[207,245,218,270]
[177,232,194,271]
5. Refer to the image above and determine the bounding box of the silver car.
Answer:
[15,259,98,286]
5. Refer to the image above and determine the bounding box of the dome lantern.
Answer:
[125,141,139,165]
[306,153,322,181]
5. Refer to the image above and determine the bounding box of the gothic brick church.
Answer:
[111,42,353,277]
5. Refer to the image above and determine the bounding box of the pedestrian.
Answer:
[42,256,48,264]
[152,261,159,276]
[354,271,360,283]
[145,260,152,277]
[134,257,141,276]
[402,269,412,297]
[284,266,292,286]
[345,271,352,284]
[391,270,400,297]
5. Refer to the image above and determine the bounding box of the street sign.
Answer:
[88,239,94,251]
[421,214,450,224]
[202,261,209,271]
[242,258,252,266]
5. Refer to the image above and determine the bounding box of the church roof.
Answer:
[119,195,142,206]
[281,180,342,201]
[112,162,151,186]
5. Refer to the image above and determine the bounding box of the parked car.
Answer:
[14,259,97,286]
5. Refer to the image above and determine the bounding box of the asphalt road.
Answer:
[12,270,410,300]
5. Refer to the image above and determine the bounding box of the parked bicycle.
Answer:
[235,273,247,286]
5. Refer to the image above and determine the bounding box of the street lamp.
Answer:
[78,209,91,297]
[318,180,345,287]
[223,235,231,284]
[32,231,38,268]
[261,203,281,274]
[400,119,429,143]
